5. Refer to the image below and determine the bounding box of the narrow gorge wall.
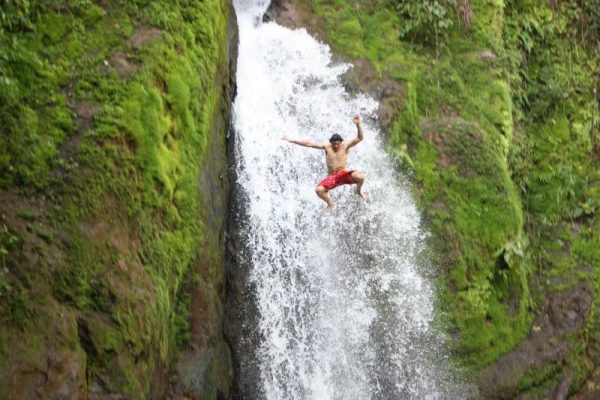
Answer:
[0,1,237,399]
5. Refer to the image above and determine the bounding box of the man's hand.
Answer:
[347,114,363,149]
[281,136,292,142]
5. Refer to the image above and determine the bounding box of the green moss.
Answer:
[469,0,505,49]
[1,0,232,397]
[517,362,562,397]
[37,12,69,41]
[395,114,527,365]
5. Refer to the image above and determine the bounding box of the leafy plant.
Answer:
[574,198,596,218]
[496,238,525,267]
[494,236,531,287]
[393,0,458,48]
[0,0,37,32]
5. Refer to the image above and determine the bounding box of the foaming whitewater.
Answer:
[231,1,469,399]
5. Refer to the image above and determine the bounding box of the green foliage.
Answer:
[504,1,597,123]
[0,0,38,31]
[574,198,596,219]
[5,291,31,324]
[494,235,530,284]
[311,0,405,64]
[393,0,458,48]
[0,224,31,327]
[502,1,600,395]
[53,233,103,310]
[418,121,530,365]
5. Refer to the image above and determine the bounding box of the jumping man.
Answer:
[282,114,368,212]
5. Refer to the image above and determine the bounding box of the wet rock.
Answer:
[263,0,319,31]
[479,281,592,399]
[9,347,87,400]
[553,370,573,400]
[43,350,87,400]
[167,4,238,399]
[223,48,263,398]
[223,184,263,399]
[170,350,217,400]
[572,369,600,399]
[263,0,283,24]
[341,58,404,134]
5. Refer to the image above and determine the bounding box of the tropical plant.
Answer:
[574,197,596,218]
[393,0,458,48]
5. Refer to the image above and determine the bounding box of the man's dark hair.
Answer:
[329,134,343,143]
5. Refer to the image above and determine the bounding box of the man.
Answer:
[282,114,367,212]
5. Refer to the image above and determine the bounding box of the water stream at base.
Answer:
[230,1,471,398]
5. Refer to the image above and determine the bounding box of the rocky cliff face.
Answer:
[0,1,238,399]
[168,3,239,399]
[264,0,600,398]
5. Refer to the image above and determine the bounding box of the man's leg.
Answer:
[351,171,368,201]
[315,185,335,211]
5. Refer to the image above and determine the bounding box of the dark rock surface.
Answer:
[167,3,239,399]
[222,5,264,395]
[340,58,405,134]
[572,368,600,399]
[223,200,264,400]
[222,70,264,400]
[479,281,593,399]
[263,0,318,30]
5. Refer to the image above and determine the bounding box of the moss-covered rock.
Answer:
[0,1,237,398]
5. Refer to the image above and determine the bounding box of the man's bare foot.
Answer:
[356,190,368,201]
[322,203,335,213]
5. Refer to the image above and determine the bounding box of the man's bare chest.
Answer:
[325,149,347,161]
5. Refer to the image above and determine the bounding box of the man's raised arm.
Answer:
[346,114,363,149]
[281,136,326,149]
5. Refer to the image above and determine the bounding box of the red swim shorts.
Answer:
[317,169,355,191]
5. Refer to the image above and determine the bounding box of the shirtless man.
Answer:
[282,114,367,212]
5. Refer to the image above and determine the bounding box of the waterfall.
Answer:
[229,1,470,398]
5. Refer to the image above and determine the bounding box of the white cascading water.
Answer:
[231,1,470,398]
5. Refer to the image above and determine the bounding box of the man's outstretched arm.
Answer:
[281,136,326,149]
[346,114,363,149]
